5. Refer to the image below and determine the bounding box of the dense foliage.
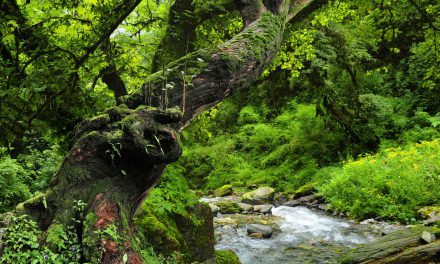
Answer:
[319,139,440,222]
[174,0,440,223]
[1,0,440,261]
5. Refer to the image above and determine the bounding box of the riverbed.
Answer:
[214,206,396,264]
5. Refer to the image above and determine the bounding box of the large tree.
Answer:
[1,0,315,263]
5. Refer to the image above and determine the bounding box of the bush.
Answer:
[0,157,31,213]
[318,139,440,222]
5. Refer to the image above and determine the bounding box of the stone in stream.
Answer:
[283,199,301,207]
[241,187,275,205]
[246,224,273,238]
[274,193,288,206]
[283,194,317,208]
[253,204,273,214]
[318,203,332,212]
[420,231,436,244]
[214,184,234,197]
[237,203,253,212]
[216,201,242,214]
[360,218,379,225]
[209,203,220,213]
[249,232,263,239]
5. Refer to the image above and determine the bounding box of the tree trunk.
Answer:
[1,0,314,263]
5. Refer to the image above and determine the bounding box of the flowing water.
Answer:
[214,206,390,264]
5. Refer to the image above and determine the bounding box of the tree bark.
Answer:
[1,0,315,263]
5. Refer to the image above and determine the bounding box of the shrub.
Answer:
[0,157,31,213]
[318,139,440,222]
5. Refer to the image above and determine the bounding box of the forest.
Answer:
[0,0,440,263]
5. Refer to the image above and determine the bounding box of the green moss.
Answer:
[135,209,182,253]
[215,201,242,214]
[417,206,440,219]
[215,250,241,264]
[214,184,234,197]
[294,182,317,197]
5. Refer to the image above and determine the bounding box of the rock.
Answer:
[214,184,234,197]
[417,206,440,219]
[293,182,316,197]
[241,187,275,205]
[247,184,258,190]
[249,232,263,239]
[194,190,204,197]
[274,193,288,206]
[215,250,241,264]
[423,215,440,226]
[417,206,440,226]
[298,194,317,204]
[318,204,332,212]
[209,203,220,213]
[173,203,215,263]
[421,231,436,244]
[253,204,273,214]
[246,224,273,238]
[283,194,317,207]
[360,218,378,225]
[215,201,242,214]
[237,203,253,212]
[283,200,300,207]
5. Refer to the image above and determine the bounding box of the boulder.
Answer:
[173,203,215,263]
[298,194,317,204]
[246,224,273,238]
[237,203,253,212]
[421,231,436,244]
[253,204,273,214]
[293,182,316,197]
[215,250,241,264]
[241,187,275,205]
[318,204,332,212]
[209,203,220,213]
[360,218,378,225]
[283,200,301,207]
[249,232,263,239]
[214,185,234,197]
[216,201,242,214]
[418,206,440,226]
[274,193,288,206]
[247,184,258,190]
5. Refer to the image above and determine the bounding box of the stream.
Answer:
[212,205,398,264]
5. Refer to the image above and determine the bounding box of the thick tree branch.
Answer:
[123,0,314,130]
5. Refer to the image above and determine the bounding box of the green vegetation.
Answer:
[215,250,242,264]
[319,140,440,222]
[172,0,440,224]
[1,0,440,262]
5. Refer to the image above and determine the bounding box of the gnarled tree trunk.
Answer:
[1,0,314,263]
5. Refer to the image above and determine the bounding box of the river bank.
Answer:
[201,186,440,263]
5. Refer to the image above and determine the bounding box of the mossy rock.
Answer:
[294,182,316,197]
[241,187,275,205]
[214,185,234,197]
[417,206,440,219]
[215,250,241,264]
[216,201,242,214]
[135,211,182,254]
